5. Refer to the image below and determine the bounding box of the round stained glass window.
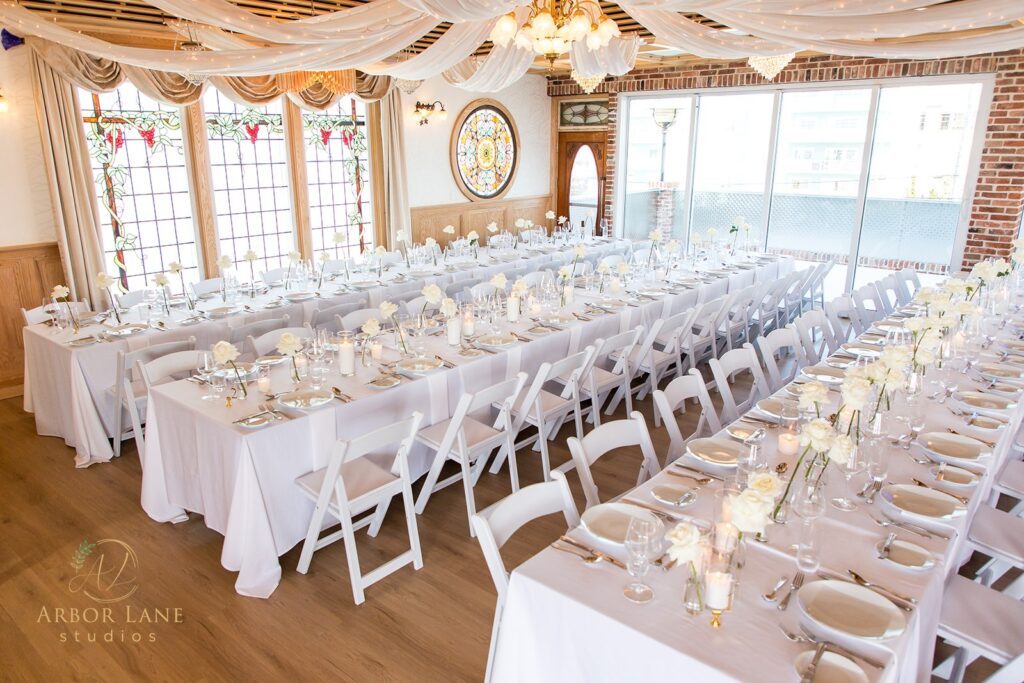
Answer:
[451,101,518,200]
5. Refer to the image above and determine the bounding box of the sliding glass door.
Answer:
[615,77,989,299]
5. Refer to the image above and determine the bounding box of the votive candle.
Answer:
[778,431,800,456]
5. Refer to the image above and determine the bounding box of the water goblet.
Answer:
[623,517,658,604]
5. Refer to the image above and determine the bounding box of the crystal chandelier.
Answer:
[747,53,795,81]
[571,70,604,94]
[490,1,620,72]
[395,78,423,95]
[179,41,207,86]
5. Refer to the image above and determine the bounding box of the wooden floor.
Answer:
[0,381,999,681]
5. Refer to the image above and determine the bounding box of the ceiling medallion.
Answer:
[489,1,620,73]
[747,53,796,81]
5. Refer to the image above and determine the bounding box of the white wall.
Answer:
[400,74,550,208]
[0,45,55,246]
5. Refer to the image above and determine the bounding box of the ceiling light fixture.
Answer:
[747,53,796,81]
[490,1,620,73]
[570,70,605,94]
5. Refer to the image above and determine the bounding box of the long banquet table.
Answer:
[489,303,1020,683]
[140,256,792,598]
[23,240,631,467]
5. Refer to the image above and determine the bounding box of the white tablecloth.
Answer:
[24,240,631,467]
[490,312,1020,683]
[140,258,791,597]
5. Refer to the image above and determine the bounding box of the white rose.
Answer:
[275,333,303,357]
[511,279,528,296]
[379,300,398,319]
[95,272,115,289]
[244,249,259,263]
[915,346,937,366]
[332,232,346,245]
[665,522,704,567]
[573,244,587,258]
[167,261,182,275]
[514,218,526,229]
[610,277,623,293]
[440,297,458,318]
[558,265,572,280]
[798,381,829,411]
[545,210,556,220]
[443,225,456,235]
[864,360,889,384]
[880,345,911,371]
[288,250,301,263]
[596,262,609,274]
[648,228,663,242]
[558,215,567,225]
[616,261,630,275]
[152,273,169,288]
[747,471,785,500]
[827,434,855,466]
[666,239,681,255]
[212,340,239,365]
[729,489,773,536]
[903,317,926,333]
[486,222,499,233]
[362,318,381,337]
[51,284,70,300]
[319,252,331,264]
[800,418,835,453]
[692,232,703,244]
[422,284,443,304]
[840,375,872,411]
[943,278,969,295]
[466,230,479,242]
[490,273,507,290]
[374,246,387,257]
[706,228,718,240]
[735,216,750,232]
[425,237,437,249]
[217,255,233,270]
[396,230,407,243]
[954,301,978,316]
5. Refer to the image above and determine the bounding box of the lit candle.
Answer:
[507,294,520,323]
[704,571,733,610]
[713,522,738,553]
[294,355,308,377]
[257,376,271,394]
[778,431,800,456]
[447,316,461,346]
[563,284,574,305]
[337,332,355,376]
[370,339,383,361]
[529,296,541,316]
[462,308,475,337]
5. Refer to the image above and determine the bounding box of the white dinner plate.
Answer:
[207,306,241,319]
[754,398,796,420]
[254,354,288,366]
[650,484,697,508]
[234,411,285,429]
[951,391,1016,418]
[396,357,443,374]
[797,579,906,640]
[211,362,258,380]
[580,502,664,545]
[104,323,149,337]
[877,537,935,571]
[879,484,967,521]
[367,374,401,389]
[915,431,989,465]
[685,437,743,467]
[277,389,333,409]
[794,649,869,683]
[841,343,882,358]
[725,421,761,441]
[284,291,316,302]
[350,280,378,290]
[68,335,100,347]
[476,333,517,348]
[929,464,979,488]
[263,299,286,309]
[801,365,845,384]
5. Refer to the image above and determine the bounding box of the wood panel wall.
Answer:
[410,194,552,245]
[0,242,64,398]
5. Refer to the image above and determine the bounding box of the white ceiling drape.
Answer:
[361,19,496,79]
[443,42,534,92]
[570,35,642,77]
[397,0,518,22]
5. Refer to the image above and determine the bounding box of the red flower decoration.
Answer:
[244,123,260,144]
[319,128,332,145]
[138,128,156,148]
[341,130,353,148]
[105,130,125,152]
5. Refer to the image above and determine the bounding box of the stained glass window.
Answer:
[453,104,517,199]
[204,89,294,274]
[79,84,197,293]
[303,96,372,260]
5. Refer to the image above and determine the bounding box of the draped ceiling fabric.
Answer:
[3,0,1024,88]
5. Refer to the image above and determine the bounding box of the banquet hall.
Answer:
[2,1,1024,681]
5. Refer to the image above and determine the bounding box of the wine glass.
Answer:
[198,351,217,400]
[309,358,327,390]
[623,517,658,604]
[831,446,865,512]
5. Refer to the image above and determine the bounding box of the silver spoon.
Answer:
[762,575,789,602]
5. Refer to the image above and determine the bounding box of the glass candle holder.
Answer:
[336,331,355,377]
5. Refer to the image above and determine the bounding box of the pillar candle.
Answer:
[338,338,355,376]
[462,309,475,337]
[447,317,461,346]
[705,571,733,610]
[507,294,520,323]
[257,376,271,394]
[563,284,574,305]
[370,340,383,361]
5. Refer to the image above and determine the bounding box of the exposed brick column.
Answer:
[548,50,1024,272]
[649,180,678,234]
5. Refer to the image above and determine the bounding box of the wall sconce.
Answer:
[414,100,447,126]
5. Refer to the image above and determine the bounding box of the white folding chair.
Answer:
[295,412,425,605]
[800,260,833,312]
[247,326,311,357]
[340,308,383,332]
[652,369,723,463]
[311,300,367,330]
[112,337,196,460]
[895,268,922,303]
[414,374,528,534]
[113,289,148,309]
[190,277,223,300]
[401,295,440,319]
[567,412,661,510]
[720,285,757,351]
[599,254,624,269]
[260,267,287,285]
[794,309,840,363]
[708,343,771,423]
[756,325,806,392]
[136,350,206,392]
[852,284,886,324]
[779,268,814,324]
[935,576,1024,683]
[489,348,595,482]
[824,295,863,342]
[229,315,290,347]
[21,300,89,325]
[641,308,698,397]
[470,282,498,302]
[471,471,579,683]
[875,274,900,315]
[570,326,643,427]
[445,278,484,300]
[520,270,553,289]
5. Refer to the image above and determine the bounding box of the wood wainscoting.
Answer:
[0,242,65,398]
[410,194,552,245]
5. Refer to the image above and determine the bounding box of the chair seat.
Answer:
[554,365,618,393]
[416,416,501,452]
[997,459,1024,498]
[296,458,398,507]
[107,379,147,403]
[968,505,1024,566]
[940,575,1024,664]
[612,346,673,372]
[502,389,571,420]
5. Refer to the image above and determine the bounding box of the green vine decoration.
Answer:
[206,109,283,143]
[71,539,96,570]
[84,94,183,292]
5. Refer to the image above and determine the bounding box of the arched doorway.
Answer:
[556,132,606,234]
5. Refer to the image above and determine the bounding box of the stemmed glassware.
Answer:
[198,351,217,400]
[623,517,659,604]
[830,445,865,512]
[792,463,826,572]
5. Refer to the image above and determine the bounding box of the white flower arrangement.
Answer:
[615,261,630,275]
[728,488,774,536]
[152,273,169,288]
[797,381,829,414]
[212,340,246,397]
[217,254,233,270]
[332,232,346,245]
[362,318,381,337]
[665,522,704,567]
[396,230,408,244]
[747,471,785,500]
[511,279,528,297]
[799,418,835,453]
[442,225,456,235]
[95,272,115,289]
[440,297,458,319]
[490,273,507,290]
[167,262,183,275]
[379,300,398,319]
[545,210,556,221]
[648,228,663,243]
[288,250,301,264]
[486,222,499,234]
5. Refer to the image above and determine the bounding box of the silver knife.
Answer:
[801,643,826,683]
[778,571,805,611]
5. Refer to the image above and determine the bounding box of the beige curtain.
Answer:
[30,52,107,307]
[379,88,411,248]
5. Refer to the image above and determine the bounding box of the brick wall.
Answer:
[548,51,1024,271]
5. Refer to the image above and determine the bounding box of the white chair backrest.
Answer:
[709,343,771,422]
[514,348,594,434]
[402,296,439,318]
[592,326,643,377]
[341,308,383,332]
[311,301,365,330]
[824,296,863,342]
[248,326,311,357]
[191,277,223,298]
[445,278,484,299]
[114,289,148,309]
[755,325,805,391]
[794,309,839,362]
[599,254,624,269]
[667,287,699,316]
[261,267,287,284]
[895,268,921,303]
[568,412,661,510]
[470,282,498,302]
[229,315,290,345]
[691,297,724,343]
[652,368,723,462]
[137,350,205,391]
[876,275,900,314]
[987,652,1024,683]
[22,300,88,325]
[520,270,552,289]
[852,284,885,324]
[470,470,579,601]
[118,337,196,390]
